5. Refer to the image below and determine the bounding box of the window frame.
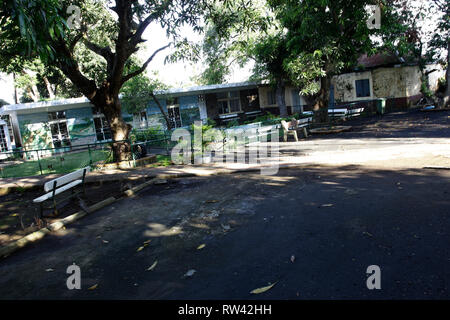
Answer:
[92,112,112,142]
[355,79,371,98]
[217,91,242,115]
[267,90,277,106]
[48,111,71,149]
[0,125,9,152]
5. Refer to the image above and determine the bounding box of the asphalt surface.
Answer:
[0,110,449,300]
[0,166,449,300]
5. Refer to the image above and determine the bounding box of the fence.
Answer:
[0,132,176,179]
[0,101,383,179]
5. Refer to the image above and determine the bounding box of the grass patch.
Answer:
[147,155,172,168]
[0,149,110,178]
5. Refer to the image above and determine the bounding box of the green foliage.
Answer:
[130,127,166,143]
[226,119,240,128]
[120,72,170,115]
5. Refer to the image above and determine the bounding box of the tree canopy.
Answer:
[0,0,205,160]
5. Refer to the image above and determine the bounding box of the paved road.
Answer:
[1,110,449,300]
[0,165,449,299]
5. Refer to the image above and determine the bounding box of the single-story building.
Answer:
[0,81,305,151]
[331,53,445,112]
[0,55,445,152]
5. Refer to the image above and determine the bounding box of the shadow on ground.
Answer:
[0,165,449,300]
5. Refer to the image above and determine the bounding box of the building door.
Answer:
[48,111,71,149]
[93,114,112,142]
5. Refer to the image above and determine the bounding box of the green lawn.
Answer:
[0,149,110,178]
[0,151,174,179]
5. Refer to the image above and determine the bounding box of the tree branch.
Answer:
[83,40,114,62]
[121,44,171,84]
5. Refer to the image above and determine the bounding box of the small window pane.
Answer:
[229,91,239,98]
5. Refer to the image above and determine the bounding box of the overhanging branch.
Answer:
[121,43,171,84]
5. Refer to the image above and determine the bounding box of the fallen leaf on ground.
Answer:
[222,224,231,231]
[205,200,219,203]
[137,246,144,252]
[321,204,334,207]
[102,240,109,244]
[184,269,196,277]
[88,284,98,290]
[290,255,295,263]
[197,244,206,250]
[143,240,152,245]
[147,261,158,271]
[45,268,54,272]
[250,282,277,294]
[363,231,373,237]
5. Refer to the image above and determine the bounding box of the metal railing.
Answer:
[0,132,174,178]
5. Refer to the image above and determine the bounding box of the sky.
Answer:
[139,0,444,89]
[140,22,254,88]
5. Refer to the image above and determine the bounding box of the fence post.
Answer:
[36,150,43,175]
[131,140,136,168]
[88,144,93,165]
[165,131,170,156]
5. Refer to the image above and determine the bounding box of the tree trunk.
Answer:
[275,79,288,118]
[43,76,55,100]
[94,92,132,162]
[150,93,172,130]
[444,41,450,108]
[313,77,330,123]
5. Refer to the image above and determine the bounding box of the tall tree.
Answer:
[429,0,450,106]
[120,71,173,130]
[270,0,376,122]
[0,0,202,160]
[381,0,445,102]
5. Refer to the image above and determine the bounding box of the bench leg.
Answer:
[293,131,298,142]
[53,198,58,217]
[283,131,288,142]
[39,203,43,219]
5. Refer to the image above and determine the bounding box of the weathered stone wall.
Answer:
[372,66,422,100]
[331,71,373,103]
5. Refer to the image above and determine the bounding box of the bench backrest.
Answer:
[44,167,90,192]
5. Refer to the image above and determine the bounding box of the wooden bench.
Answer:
[33,167,90,218]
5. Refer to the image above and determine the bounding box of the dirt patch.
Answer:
[0,177,173,247]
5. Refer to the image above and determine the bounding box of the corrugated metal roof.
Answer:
[154,81,261,97]
[1,81,262,113]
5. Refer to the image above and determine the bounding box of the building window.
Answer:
[166,97,182,129]
[217,91,241,114]
[355,79,371,98]
[0,115,14,145]
[0,125,9,152]
[168,106,182,129]
[93,113,112,142]
[48,111,71,148]
[267,90,276,106]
